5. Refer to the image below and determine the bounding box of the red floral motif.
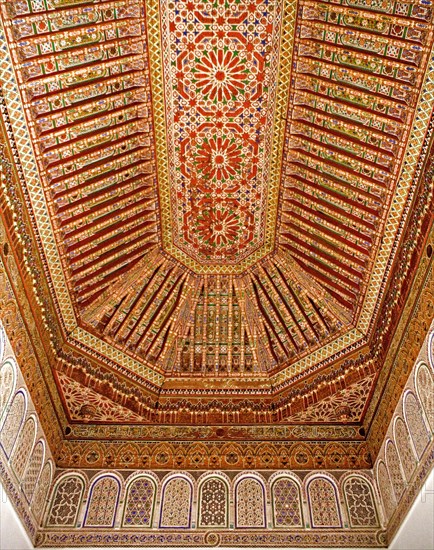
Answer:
[195,136,243,181]
[196,208,240,246]
[194,50,246,102]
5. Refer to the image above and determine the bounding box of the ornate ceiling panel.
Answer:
[153,0,293,272]
[0,0,433,439]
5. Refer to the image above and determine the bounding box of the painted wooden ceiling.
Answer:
[0,0,433,433]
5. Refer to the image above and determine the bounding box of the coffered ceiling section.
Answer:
[1,0,433,383]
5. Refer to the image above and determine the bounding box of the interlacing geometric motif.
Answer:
[47,475,85,527]
[307,477,341,528]
[10,416,36,480]
[198,477,228,528]
[122,477,156,527]
[0,359,14,425]
[160,477,192,528]
[235,477,266,528]
[84,476,120,527]
[271,477,303,528]
[394,418,417,482]
[287,374,375,422]
[159,0,285,267]
[57,372,144,423]
[22,440,44,503]
[0,391,25,457]
[385,441,405,502]
[343,477,379,528]
[404,392,431,459]
[415,363,434,430]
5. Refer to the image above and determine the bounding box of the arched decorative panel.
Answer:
[404,392,430,459]
[0,358,16,426]
[271,476,303,528]
[235,477,266,528]
[307,477,342,528]
[122,476,156,528]
[0,391,26,457]
[46,474,85,527]
[343,476,379,528]
[84,475,121,528]
[377,461,396,521]
[386,440,405,502]
[22,440,44,503]
[415,363,434,430]
[395,417,417,482]
[198,476,229,528]
[159,476,193,528]
[10,416,36,480]
[31,461,53,523]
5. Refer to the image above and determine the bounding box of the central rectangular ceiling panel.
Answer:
[148,0,296,273]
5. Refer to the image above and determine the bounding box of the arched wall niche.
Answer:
[341,474,380,529]
[403,391,431,460]
[0,357,16,429]
[83,473,122,528]
[305,473,342,529]
[270,473,304,528]
[159,473,194,529]
[197,473,230,529]
[234,474,267,529]
[0,389,27,458]
[415,362,434,431]
[45,473,87,528]
[122,472,158,528]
